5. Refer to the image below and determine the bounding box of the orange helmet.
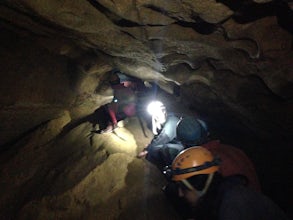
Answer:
[168,146,220,181]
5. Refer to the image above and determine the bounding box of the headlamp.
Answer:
[147,101,164,116]
[163,165,173,180]
[147,100,167,135]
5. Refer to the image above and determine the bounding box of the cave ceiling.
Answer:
[1,0,292,140]
[1,0,291,91]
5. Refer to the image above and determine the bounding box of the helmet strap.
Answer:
[181,173,215,197]
[200,173,214,196]
[172,157,221,175]
[181,179,196,191]
[152,116,159,135]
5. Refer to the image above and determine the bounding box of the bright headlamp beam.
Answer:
[147,101,164,116]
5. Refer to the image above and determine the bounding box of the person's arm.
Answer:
[146,115,179,150]
[107,103,118,125]
[147,132,171,149]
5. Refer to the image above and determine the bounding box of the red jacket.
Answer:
[202,140,261,191]
[107,83,136,124]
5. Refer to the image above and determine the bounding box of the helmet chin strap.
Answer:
[151,113,166,135]
[199,173,214,196]
[181,173,215,197]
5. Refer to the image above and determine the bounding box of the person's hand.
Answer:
[137,150,148,158]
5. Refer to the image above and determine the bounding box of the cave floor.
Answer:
[0,98,184,219]
[0,92,291,219]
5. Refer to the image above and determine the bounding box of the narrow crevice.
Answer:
[144,3,220,35]
[218,0,293,34]
[175,18,218,35]
[0,119,50,154]
[87,0,142,27]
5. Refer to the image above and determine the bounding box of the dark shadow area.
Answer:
[175,18,218,35]
[0,120,50,153]
[58,106,110,138]
[86,0,142,27]
[117,159,182,220]
[218,0,293,34]
[0,120,51,169]
[275,1,293,34]
[188,100,292,219]
[219,0,274,23]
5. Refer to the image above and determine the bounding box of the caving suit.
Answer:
[146,114,208,170]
